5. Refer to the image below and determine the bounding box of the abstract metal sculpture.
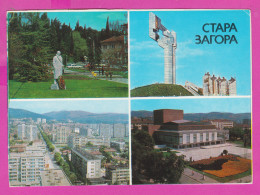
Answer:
[149,12,177,84]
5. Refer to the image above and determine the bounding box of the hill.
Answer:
[9,108,128,124]
[131,110,251,123]
[131,84,193,97]
[44,111,128,124]
[9,108,52,120]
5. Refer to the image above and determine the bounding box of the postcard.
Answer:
[130,11,251,97]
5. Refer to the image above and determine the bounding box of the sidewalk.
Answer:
[179,168,219,184]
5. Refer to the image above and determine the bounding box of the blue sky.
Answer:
[131,98,251,113]
[130,10,251,95]
[47,11,127,31]
[9,99,129,114]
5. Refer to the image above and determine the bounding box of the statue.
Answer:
[51,51,65,90]
[149,12,177,84]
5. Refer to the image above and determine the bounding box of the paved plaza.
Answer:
[174,143,251,161]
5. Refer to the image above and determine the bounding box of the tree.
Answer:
[132,129,184,184]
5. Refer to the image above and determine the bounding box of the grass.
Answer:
[229,140,251,149]
[9,78,128,98]
[131,84,193,97]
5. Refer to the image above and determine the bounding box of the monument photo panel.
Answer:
[131,98,252,184]
[8,99,130,186]
[130,10,251,97]
[8,11,129,98]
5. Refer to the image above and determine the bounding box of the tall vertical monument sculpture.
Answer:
[149,12,177,84]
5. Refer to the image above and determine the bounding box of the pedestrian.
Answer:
[102,66,104,75]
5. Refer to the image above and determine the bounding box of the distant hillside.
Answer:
[9,108,128,124]
[44,111,128,124]
[184,112,251,123]
[131,84,193,97]
[131,110,251,123]
[9,108,52,120]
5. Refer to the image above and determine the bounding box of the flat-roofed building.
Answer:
[209,119,234,130]
[106,165,129,185]
[135,109,229,149]
[9,151,45,186]
[71,148,101,179]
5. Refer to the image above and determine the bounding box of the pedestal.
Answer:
[51,84,59,90]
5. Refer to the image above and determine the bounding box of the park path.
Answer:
[64,69,128,84]
[179,168,219,184]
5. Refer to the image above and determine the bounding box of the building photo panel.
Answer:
[131,98,252,184]
[8,99,130,186]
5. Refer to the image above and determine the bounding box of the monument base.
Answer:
[51,84,59,90]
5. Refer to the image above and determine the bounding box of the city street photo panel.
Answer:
[8,99,130,186]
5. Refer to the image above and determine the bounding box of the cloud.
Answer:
[176,40,211,58]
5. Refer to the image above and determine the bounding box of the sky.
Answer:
[131,98,251,113]
[9,99,129,114]
[47,11,127,31]
[130,10,251,95]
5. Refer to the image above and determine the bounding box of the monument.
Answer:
[149,12,177,84]
[51,51,64,90]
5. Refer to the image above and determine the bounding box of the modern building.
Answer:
[18,124,38,141]
[68,135,88,148]
[42,119,47,124]
[203,72,236,96]
[9,151,45,186]
[106,165,130,185]
[110,141,125,151]
[37,118,42,124]
[113,124,128,138]
[134,109,229,149]
[209,119,234,130]
[71,148,101,179]
[52,125,71,144]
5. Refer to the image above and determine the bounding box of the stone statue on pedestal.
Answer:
[51,51,64,90]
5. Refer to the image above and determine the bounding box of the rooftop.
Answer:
[101,35,124,44]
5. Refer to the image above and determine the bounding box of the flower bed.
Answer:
[190,155,238,171]
[203,157,251,177]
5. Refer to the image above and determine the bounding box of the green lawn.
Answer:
[9,78,128,98]
[131,84,193,97]
[228,140,251,149]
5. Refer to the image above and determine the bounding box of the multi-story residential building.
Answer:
[110,141,125,151]
[18,124,26,140]
[37,118,42,124]
[106,165,129,185]
[113,124,128,138]
[18,124,38,141]
[52,125,71,144]
[41,119,46,124]
[9,151,45,186]
[209,119,234,130]
[99,124,114,137]
[71,148,101,179]
[68,135,88,148]
[203,72,236,96]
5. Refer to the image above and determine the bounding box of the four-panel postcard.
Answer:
[7,10,251,187]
